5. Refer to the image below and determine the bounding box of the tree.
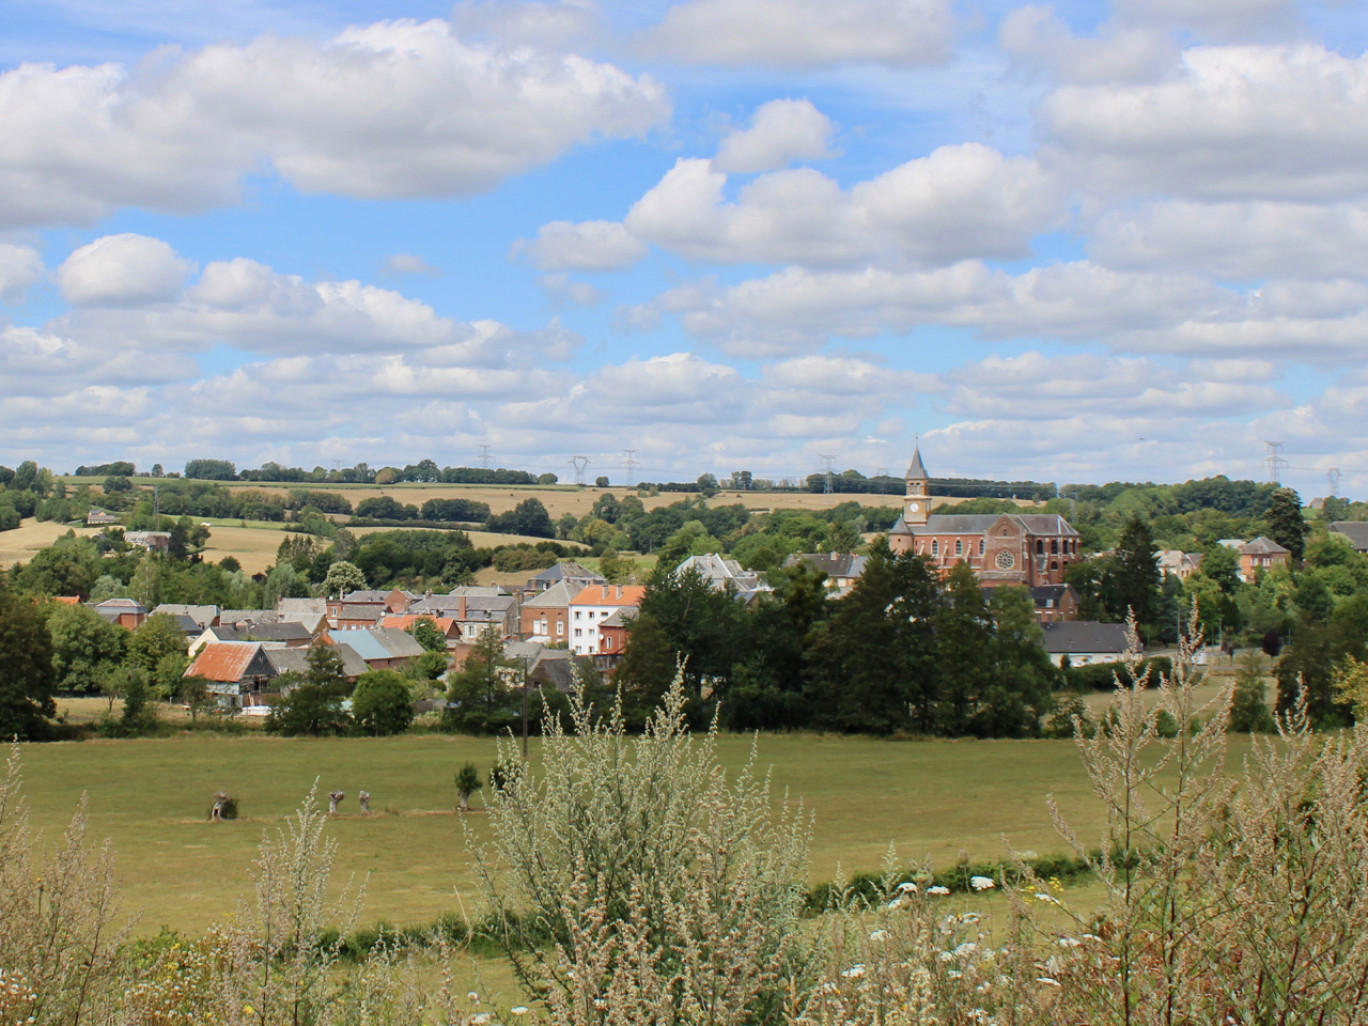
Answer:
[322,559,367,597]
[696,472,719,497]
[263,563,310,608]
[454,762,482,811]
[127,613,188,674]
[0,586,57,738]
[1230,654,1276,733]
[1265,486,1307,561]
[981,585,1057,737]
[444,628,519,734]
[934,562,995,735]
[351,670,414,736]
[594,475,610,488]
[487,498,554,538]
[47,603,125,693]
[1113,514,1161,626]
[406,616,447,653]
[267,647,351,736]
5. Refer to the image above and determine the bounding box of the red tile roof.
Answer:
[570,584,646,607]
[185,642,262,682]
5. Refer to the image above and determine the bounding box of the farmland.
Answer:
[9,726,1187,938]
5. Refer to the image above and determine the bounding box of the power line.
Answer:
[818,454,838,495]
[569,455,590,486]
[478,444,492,470]
[620,449,638,486]
[1263,441,1288,485]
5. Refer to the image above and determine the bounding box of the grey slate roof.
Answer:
[277,598,327,617]
[895,512,1080,537]
[265,644,369,680]
[153,604,220,628]
[1331,522,1368,552]
[522,580,578,609]
[905,447,928,480]
[1040,621,1131,655]
[242,621,313,643]
[504,642,577,692]
[786,553,868,579]
[530,562,606,590]
[336,604,385,622]
[220,609,280,626]
[1241,536,1289,555]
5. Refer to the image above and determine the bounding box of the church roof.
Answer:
[897,512,1081,536]
[905,446,928,480]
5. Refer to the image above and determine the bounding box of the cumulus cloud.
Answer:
[0,19,669,229]
[57,234,193,306]
[1040,44,1368,202]
[450,0,602,48]
[999,6,1177,83]
[713,98,836,174]
[518,220,649,271]
[621,144,1062,267]
[641,0,953,68]
[1091,199,1368,281]
[0,243,42,304]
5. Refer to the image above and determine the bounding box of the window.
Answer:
[932,540,939,556]
[574,627,582,637]
[536,618,547,635]
[955,539,963,555]
[1051,539,1059,554]
[604,637,614,650]
[588,610,595,619]
[574,610,582,620]
[1036,540,1044,554]
[556,621,564,636]
[979,539,985,555]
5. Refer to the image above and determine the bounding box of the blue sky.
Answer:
[1,0,1366,497]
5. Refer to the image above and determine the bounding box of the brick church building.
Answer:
[887,447,1081,590]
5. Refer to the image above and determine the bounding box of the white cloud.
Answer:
[999,6,1176,83]
[57,234,193,306]
[713,98,836,174]
[450,0,602,48]
[621,144,1062,267]
[1040,44,1368,202]
[0,19,670,228]
[519,220,649,271]
[0,243,42,304]
[380,253,441,277]
[1091,199,1368,280]
[1113,0,1303,40]
[642,0,953,69]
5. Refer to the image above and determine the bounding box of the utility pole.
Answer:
[819,454,837,495]
[1328,467,1342,496]
[621,449,638,487]
[478,444,492,470]
[570,455,590,486]
[1263,441,1288,485]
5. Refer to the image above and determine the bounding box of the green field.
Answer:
[9,729,1164,939]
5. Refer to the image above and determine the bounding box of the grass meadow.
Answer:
[12,723,1250,940]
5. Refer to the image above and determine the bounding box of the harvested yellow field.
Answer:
[0,518,103,566]
[198,524,291,575]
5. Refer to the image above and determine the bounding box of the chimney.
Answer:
[458,596,467,621]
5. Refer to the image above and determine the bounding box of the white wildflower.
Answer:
[1058,936,1081,948]
[928,884,950,895]
[970,875,995,891]
[1033,892,1059,904]
[898,881,918,893]
[869,929,890,942]
[510,1008,529,1017]
[840,964,866,979]
[1037,977,1060,987]
[953,942,978,958]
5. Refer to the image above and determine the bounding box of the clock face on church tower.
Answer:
[908,501,920,512]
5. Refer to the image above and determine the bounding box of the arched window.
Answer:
[1051,539,1059,554]
[932,539,939,556]
[955,539,963,555]
[979,539,985,555]
[1050,561,1058,571]
[1036,539,1044,555]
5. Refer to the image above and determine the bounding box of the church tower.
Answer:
[904,444,930,526]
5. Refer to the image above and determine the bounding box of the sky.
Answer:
[1,0,1367,497]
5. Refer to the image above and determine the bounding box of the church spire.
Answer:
[903,439,929,526]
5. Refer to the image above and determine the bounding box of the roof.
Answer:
[325,627,425,662]
[153,603,219,628]
[786,553,868,578]
[379,614,458,635]
[899,512,1079,537]
[341,590,391,603]
[242,621,312,643]
[1040,621,1131,655]
[279,611,328,635]
[531,561,605,585]
[1331,522,1368,551]
[220,609,279,626]
[186,642,268,682]
[1241,536,1289,556]
[570,584,647,607]
[410,594,517,615]
[95,598,145,611]
[522,580,579,608]
[599,608,632,628]
[504,642,577,691]
[336,604,385,621]
[265,643,369,679]
[905,446,928,480]
[277,598,327,616]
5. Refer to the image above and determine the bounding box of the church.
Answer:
[887,447,1081,591]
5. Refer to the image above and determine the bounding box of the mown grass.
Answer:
[12,728,1245,940]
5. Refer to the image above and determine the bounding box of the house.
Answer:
[379,614,460,646]
[411,589,520,641]
[525,561,606,594]
[784,553,868,598]
[326,588,417,620]
[86,508,118,526]
[277,597,327,620]
[153,603,221,630]
[597,608,633,664]
[334,604,387,629]
[519,580,580,643]
[503,641,578,692]
[1156,550,1203,580]
[887,447,1080,589]
[91,598,147,630]
[1040,621,1131,667]
[190,621,311,655]
[125,531,172,554]
[675,553,770,603]
[1219,537,1290,581]
[1029,584,1079,624]
[219,609,280,628]
[1330,522,1368,554]
[568,584,646,657]
[264,642,370,684]
[184,641,277,708]
[323,627,425,671]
